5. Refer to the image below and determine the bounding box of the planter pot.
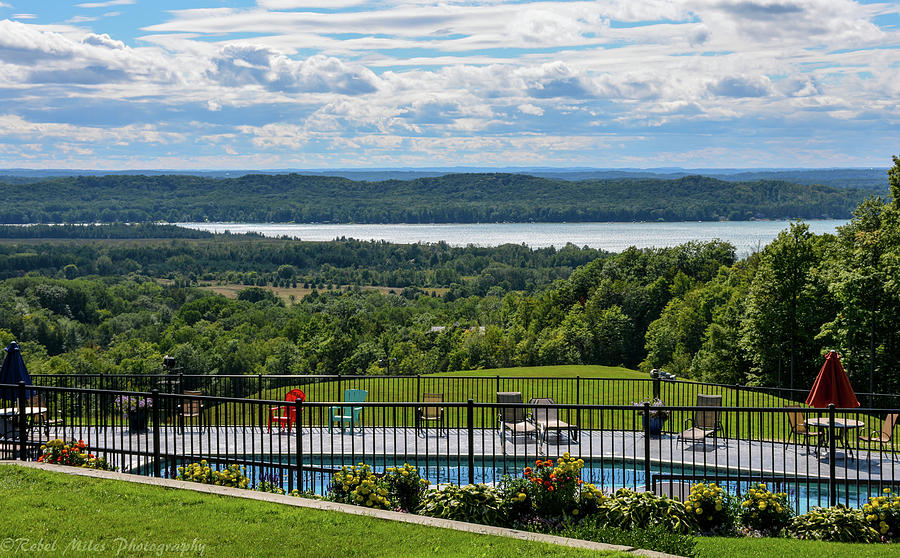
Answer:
[643,414,667,436]
[127,409,149,433]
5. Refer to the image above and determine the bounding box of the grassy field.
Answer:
[695,535,895,558]
[0,465,624,558]
[195,281,449,304]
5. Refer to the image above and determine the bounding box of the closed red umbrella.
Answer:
[805,350,860,408]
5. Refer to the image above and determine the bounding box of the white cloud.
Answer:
[518,103,544,116]
[75,0,135,8]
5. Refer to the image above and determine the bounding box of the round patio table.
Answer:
[0,406,48,417]
[805,417,864,459]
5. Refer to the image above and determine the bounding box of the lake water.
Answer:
[177,220,848,256]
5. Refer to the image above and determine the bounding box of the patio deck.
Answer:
[39,424,900,482]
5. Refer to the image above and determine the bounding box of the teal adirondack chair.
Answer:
[328,389,367,434]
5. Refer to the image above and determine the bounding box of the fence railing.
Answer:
[28,373,900,411]
[2,381,898,514]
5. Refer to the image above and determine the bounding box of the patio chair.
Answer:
[268,389,304,433]
[783,405,820,452]
[329,389,367,434]
[180,390,207,432]
[415,393,445,437]
[529,397,579,446]
[859,413,899,462]
[497,391,539,454]
[27,393,62,436]
[677,394,724,446]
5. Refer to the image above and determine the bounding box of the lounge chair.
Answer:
[416,393,445,437]
[530,397,579,446]
[329,389,367,434]
[268,389,304,433]
[497,392,540,454]
[784,405,820,452]
[677,394,724,446]
[859,413,899,462]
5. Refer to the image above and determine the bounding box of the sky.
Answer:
[0,1,898,170]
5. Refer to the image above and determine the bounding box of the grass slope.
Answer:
[695,535,895,558]
[0,465,623,558]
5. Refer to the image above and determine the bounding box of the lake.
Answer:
[176,220,848,256]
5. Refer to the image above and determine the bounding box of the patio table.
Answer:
[805,417,864,459]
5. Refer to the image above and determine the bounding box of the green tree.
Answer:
[741,223,829,388]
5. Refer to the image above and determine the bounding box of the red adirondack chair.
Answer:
[268,389,306,432]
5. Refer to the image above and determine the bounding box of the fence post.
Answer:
[416,374,421,405]
[467,399,475,485]
[576,376,581,431]
[337,373,343,401]
[257,373,263,399]
[643,401,652,492]
[296,397,303,493]
[652,377,661,401]
[495,375,500,397]
[151,389,161,478]
[17,381,27,461]
[828,404,836,507]
[179,372,184,394]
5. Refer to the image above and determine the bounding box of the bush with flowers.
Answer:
[862,487,900,540]
[740,483,793,534]
[38,439,114,470]
[113,395,153,415]
[684,482,736,534]
[176,460,250,489]
[383,462,430,511]
[522,452,601,519]
[329,463,390,509]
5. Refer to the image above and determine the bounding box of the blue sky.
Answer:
[0,0,898,169]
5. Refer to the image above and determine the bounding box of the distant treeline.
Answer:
[0,231,606,295]
[0,223,213,239]
[0,173,872,223]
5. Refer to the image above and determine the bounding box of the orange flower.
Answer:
[535,460,542,466]
[547,485,554,491]
[546,460,553,467]
[524,467,532,476]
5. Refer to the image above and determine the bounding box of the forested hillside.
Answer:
[1,158,897,397]
[0,173,869,223]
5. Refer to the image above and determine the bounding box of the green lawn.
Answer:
[696,535,895,558]
[0,465,625,558]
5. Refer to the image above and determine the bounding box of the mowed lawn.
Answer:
[0,465,624,558]
[695,535,896,558]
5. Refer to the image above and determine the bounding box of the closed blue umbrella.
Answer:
[0,341,34,401]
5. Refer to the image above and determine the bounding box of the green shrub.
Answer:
[862,487,900,540]
[595,488,694,534]
[789,506,881,543]
[383,463,430,512]
[176,461,250,489]
[515,453,607,522]
[685,482,737,535]
[328,463,390,509]
[499,475,534,525]
[418,484,504,525]
[559,518,697,558]
[255,481,286,495]
[739,483,793,534]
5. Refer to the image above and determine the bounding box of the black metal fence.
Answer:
[2,381,898,515]
[28,373,900,411]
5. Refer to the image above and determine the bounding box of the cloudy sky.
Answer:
[0,1,898,169]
